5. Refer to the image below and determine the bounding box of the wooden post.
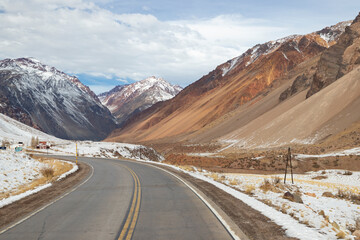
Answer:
[284,149,288,184]
[284,147,294,184]
[289,147,294,184]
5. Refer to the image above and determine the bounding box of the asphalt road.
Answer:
[0,156,232,240]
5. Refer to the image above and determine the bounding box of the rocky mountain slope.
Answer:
[107,20,352,146]
[98,76,182,125]
[307,14,360,98]
[0,58,117,140]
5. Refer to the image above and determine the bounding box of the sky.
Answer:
[0,0,359,94]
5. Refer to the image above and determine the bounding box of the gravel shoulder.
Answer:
[0,161,90,231]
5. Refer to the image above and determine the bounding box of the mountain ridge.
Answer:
[0,57,117,140]
[106,19,352,144]
[99,76,182,124]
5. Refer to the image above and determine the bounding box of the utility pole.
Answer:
[284,147,294,184]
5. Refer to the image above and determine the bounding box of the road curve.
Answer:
[0,156,232,240]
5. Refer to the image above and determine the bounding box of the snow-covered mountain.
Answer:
[99,76,182,124]
[221,20,352,78]
[0,57,117,140]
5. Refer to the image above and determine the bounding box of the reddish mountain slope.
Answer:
[220,65,360,150]
[107,20,351,144]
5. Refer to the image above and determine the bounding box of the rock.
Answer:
[322,192,334,198]
[280,74,310,102]
[307,12,360,98]
[353,230,360,240]
[293,193,304,204]
[283,191,303,203]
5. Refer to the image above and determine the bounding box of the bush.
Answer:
[40,167,54,180]
[245,185,255,195]
[336,189,360,203]
[272,176,281,185]
[1,139,10,147]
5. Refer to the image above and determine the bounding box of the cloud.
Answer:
[0,0,292,87]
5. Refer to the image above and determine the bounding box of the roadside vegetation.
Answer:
[0,155,73,202]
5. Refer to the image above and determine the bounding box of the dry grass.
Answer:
[280,203,290,214]
[335,230,346,239]
[312,175,328,180]
[260,179,272,192]
[271,176,281,185]
[210,173,219,181]
[229,178,239,186]
[245,185,255,195]
[0,157,73,201]
[40,167,54,180]
[259,178,284,193]
[178,165,194,172]
[335,188,360,204]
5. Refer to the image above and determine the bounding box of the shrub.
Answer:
[336,189,360,203]
[229,178,238,186]
[343,170,353,176]
[40,167,54,180]
[245,185,255,195]
[260,178,272,192]
[272,176,281,185]
[210,173,220,182]
[1,139,10,147]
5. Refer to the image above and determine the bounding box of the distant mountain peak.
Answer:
[0,57,117,140]
[99,76,183,124]
[316,20,352,45]
[0,57,99,101]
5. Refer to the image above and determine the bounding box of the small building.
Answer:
[37,141,50,149]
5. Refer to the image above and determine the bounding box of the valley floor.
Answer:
[2,140,360,239]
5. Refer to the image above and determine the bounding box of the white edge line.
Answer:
[146,163,241,240]
[0,163,94,235]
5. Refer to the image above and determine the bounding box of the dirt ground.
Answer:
[0,161,90,231]
[163,151,360,175]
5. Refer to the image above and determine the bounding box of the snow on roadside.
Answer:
[42,141,164,162]
[0,151,48,194]
[0,151,78,209]
[206,170,360,239]
[296,147,360,159]
[56,161,78,181]
[0,183,52,209]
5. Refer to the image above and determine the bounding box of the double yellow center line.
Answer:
[118,165,141,240]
